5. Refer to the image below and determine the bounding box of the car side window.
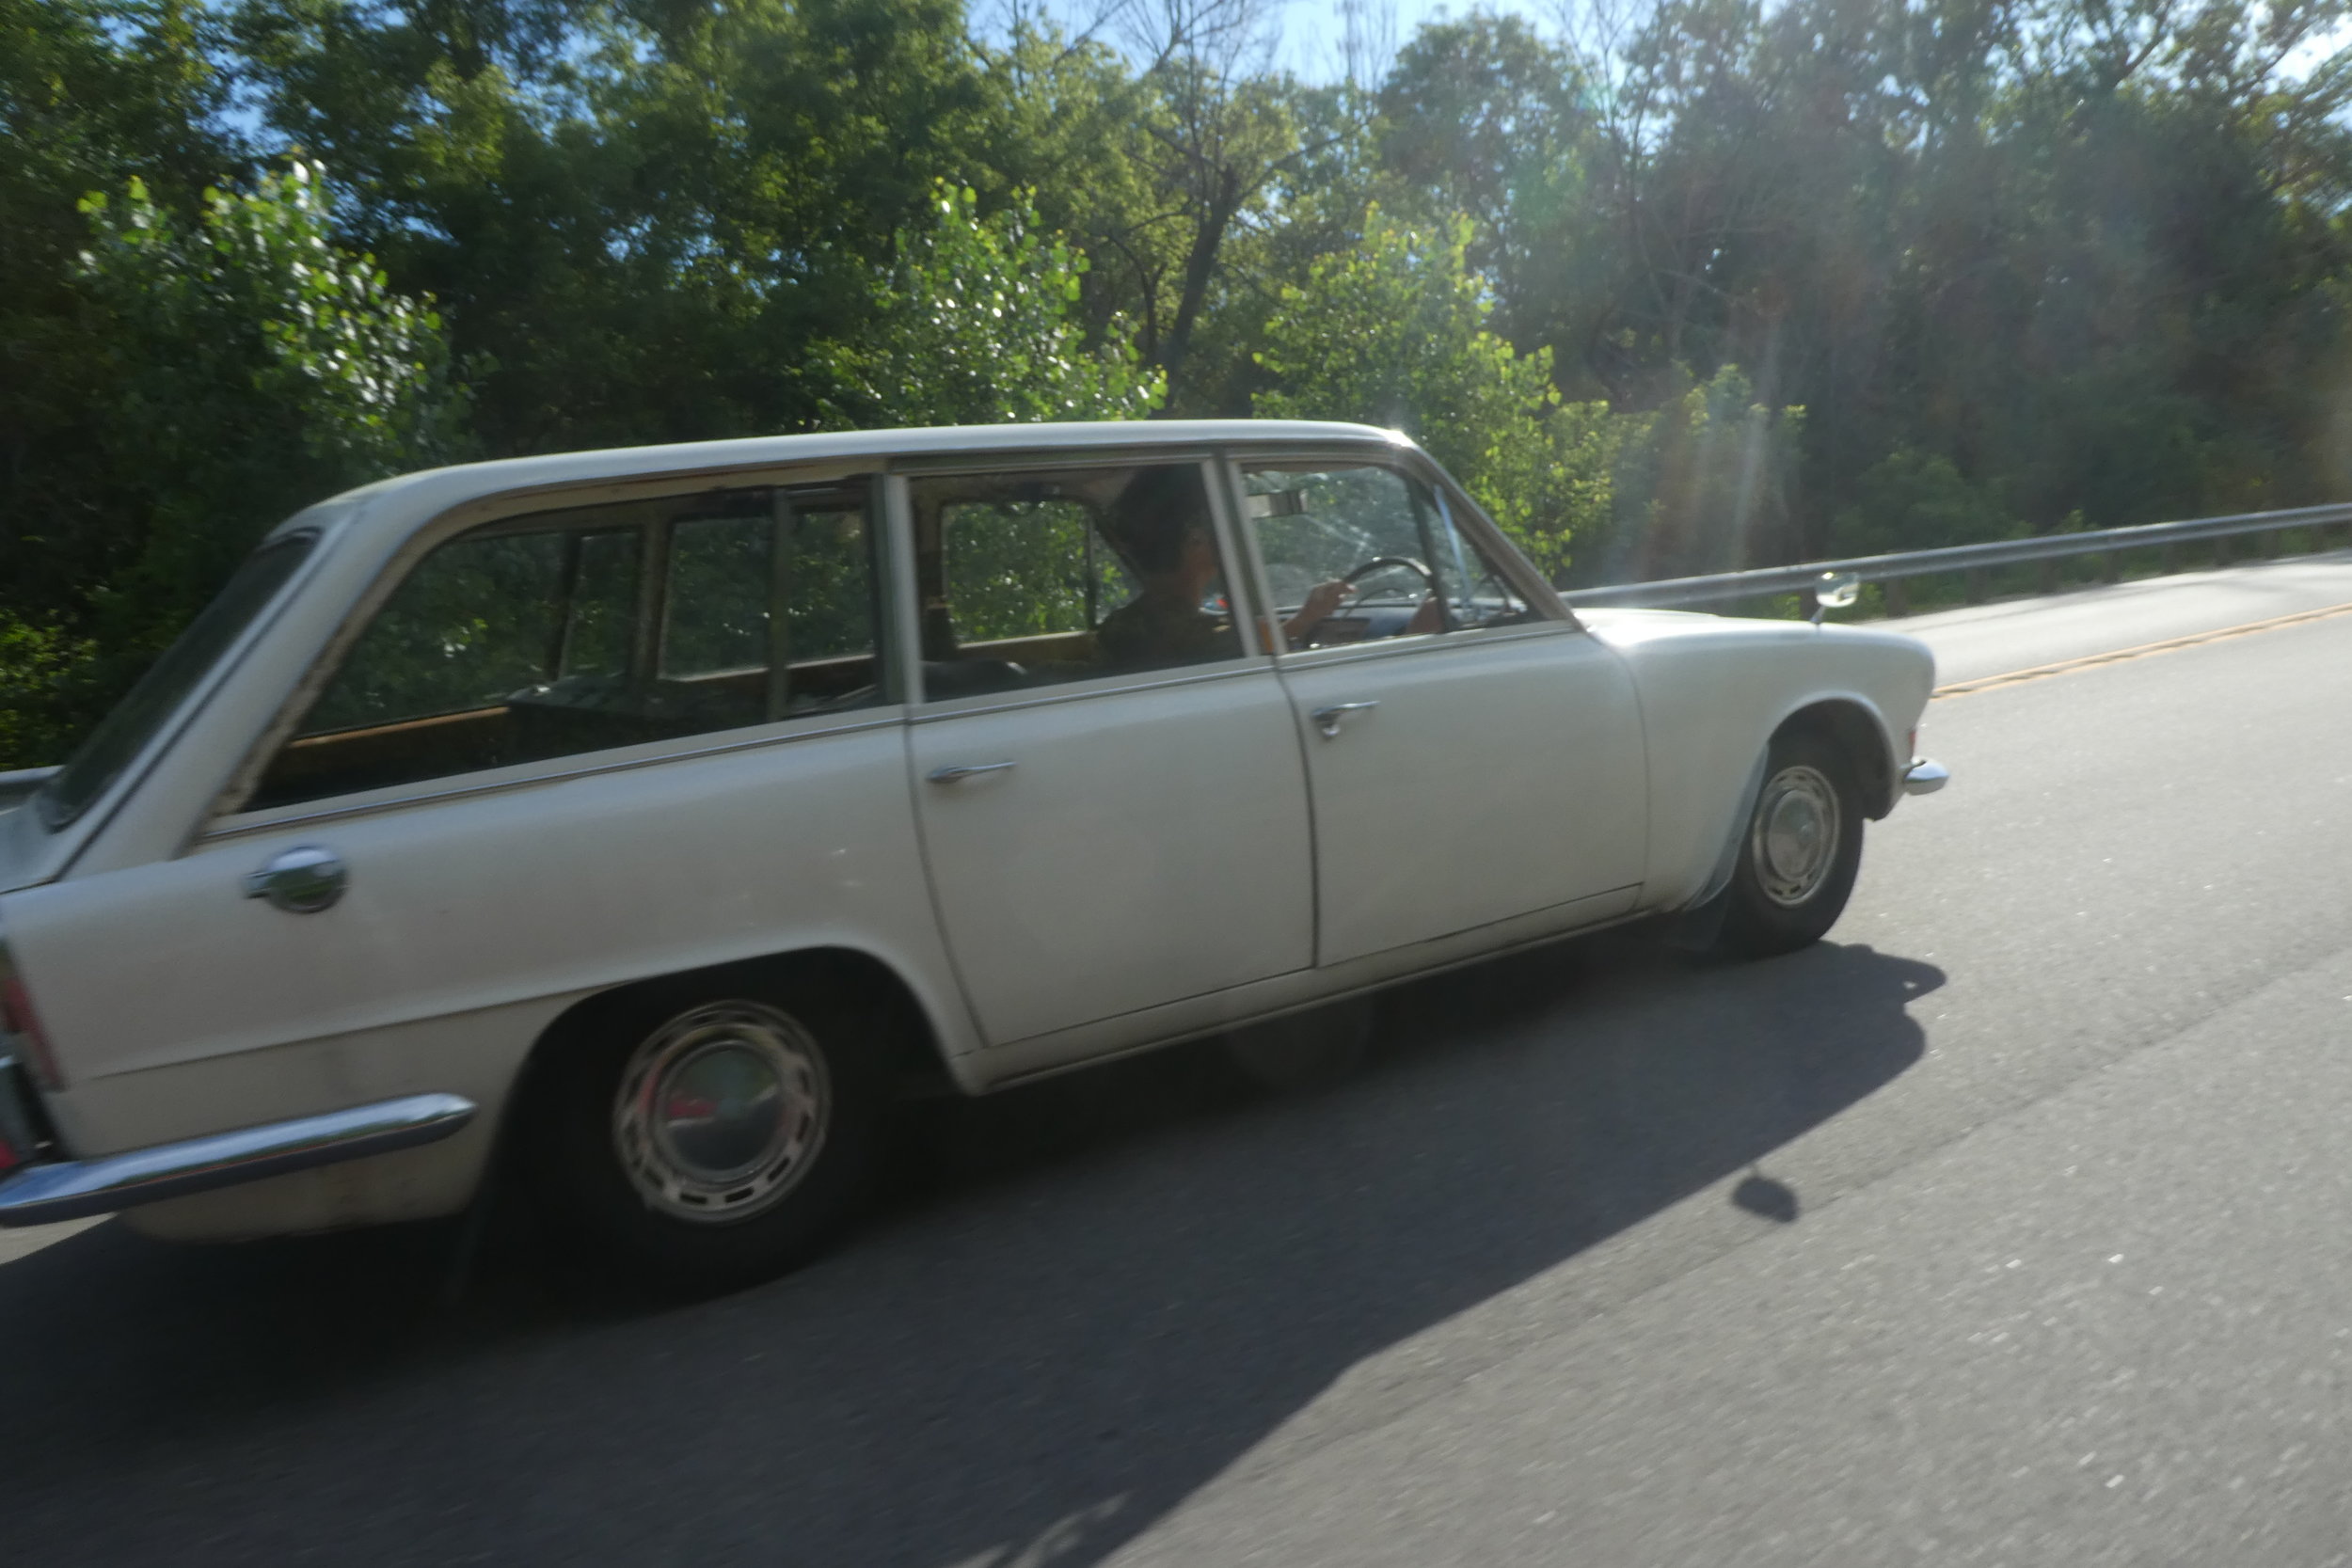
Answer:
[244,481,884,811]
[1243,464,1537,648]
[909,462,1243,700]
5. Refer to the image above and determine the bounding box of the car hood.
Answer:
[1576,605,1931,657]
[1574,606,1800,650]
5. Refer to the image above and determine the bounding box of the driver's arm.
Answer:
[1280,578,1355,647]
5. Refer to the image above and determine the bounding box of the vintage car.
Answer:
[0,420,1946,1286]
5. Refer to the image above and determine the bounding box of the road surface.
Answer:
[4,552,2350,1566]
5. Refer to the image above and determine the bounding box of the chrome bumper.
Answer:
[0,1092,476,1227]
[1903,757,1949,796]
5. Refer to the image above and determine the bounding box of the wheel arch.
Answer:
[504,945,972,1137]
[1768,694,1902,820]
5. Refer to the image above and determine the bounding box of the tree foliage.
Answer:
[817,183,1163,427]
[0,162,467,753]
[72,164,469,641]
[8,0,2352,763]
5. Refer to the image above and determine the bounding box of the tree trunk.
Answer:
[1157,166,1243,407]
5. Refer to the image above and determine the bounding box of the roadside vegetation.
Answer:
[7,0,2352,763]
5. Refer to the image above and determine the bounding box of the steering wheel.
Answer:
[1294,555,1440,646]
[1343,554,1438,593]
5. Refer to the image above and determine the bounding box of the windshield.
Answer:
[36,533,316,831]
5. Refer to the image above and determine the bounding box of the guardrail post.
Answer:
[1883,576,1909,616]
[1964,568,1988,605]
[2038,557,2058,594]
[2099,549,2120,583]
[2160,542,2178,574]
[2214,533,2232,566]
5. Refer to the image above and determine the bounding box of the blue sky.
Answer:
[1001,0,1555,84]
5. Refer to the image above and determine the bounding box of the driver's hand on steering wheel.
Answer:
[1298,578,1354,625]
[1281,578,1357,647]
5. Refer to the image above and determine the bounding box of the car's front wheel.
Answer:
[1715,729,1866,958]
[518,973,885,1292]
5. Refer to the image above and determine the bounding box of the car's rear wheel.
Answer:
[518,973,885,1292]
[1716,729,1866,958]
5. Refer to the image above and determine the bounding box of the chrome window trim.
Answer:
[199,708,909,844]
[1267,620,1579,675]
[906,659,1279,724]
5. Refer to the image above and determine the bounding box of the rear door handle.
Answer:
[927,762,1017,784]
[1309,701,1379,738]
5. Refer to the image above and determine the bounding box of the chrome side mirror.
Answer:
[1811,571,1862,625]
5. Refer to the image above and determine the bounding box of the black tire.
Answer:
[1715,728,1866,958]
[516,969,887,1294]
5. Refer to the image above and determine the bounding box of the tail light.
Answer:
[1,967,61,1091]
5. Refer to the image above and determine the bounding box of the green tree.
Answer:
[1831,449,2020,558]
[1583,364,1804,583]
[73,162,469,643]
[1372,11,1605,375]
[0,0,241,623]
[1250,208,1601,574]
[816,182,1163,427]
[0,162,468,766]
[232,0,997,451]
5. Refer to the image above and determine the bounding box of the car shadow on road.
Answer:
[0,934,1940,1566]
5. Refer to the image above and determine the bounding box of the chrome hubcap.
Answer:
[1750,764,1842,908]
[613,1001,830,1224]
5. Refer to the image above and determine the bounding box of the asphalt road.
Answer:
[6,556,2352,1566]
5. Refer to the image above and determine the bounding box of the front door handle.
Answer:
[927,762,1018,784]
[243,846,348,913]
[1309,701,1379,738]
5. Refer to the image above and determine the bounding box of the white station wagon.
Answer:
[0,420,1946,1287]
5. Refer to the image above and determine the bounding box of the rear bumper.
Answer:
[1902,756,1949,796]
[0,1092,476,1227]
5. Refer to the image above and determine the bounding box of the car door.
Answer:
[1236,457,1648,969]
[898,456,1314,1048]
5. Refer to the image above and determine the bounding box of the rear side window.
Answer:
[244,481,884,811]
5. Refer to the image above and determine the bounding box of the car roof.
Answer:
[274,420,1417,547]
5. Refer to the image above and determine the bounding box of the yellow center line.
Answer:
[1931,598,2352,699]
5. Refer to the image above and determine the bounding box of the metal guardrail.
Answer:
[1563,500,2352,614]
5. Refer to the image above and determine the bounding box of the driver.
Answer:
[1097,468,1357,666]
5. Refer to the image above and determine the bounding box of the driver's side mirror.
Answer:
[1811,571,1861,625]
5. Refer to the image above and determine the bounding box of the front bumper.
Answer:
[0,1091,476,1227]
[1903,757,1949,796]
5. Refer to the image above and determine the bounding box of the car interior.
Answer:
[245,483,885,810]
[235,458,1537,813]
